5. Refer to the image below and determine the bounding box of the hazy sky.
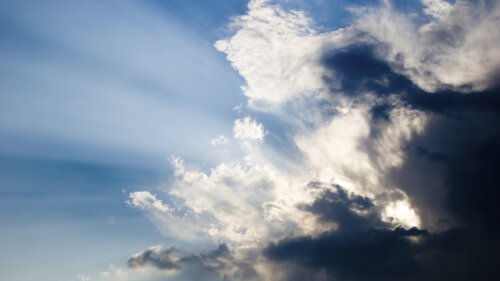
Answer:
[1,1,500,281]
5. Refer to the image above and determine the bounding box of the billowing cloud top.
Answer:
[214,0,329,110]
[120,0,500,280]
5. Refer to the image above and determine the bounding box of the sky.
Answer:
[1,0,500,280]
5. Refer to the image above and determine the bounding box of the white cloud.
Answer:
[233,117,266,141]
[210,135,231,146]
[215,0,332,110]
[99,265,128,280]
[382,200,421,228]
[297,105,425,186]
[295,104,426,228]
[166,157,320,248]
[127,189,201,240]
[127,191,171,213]
[422,0,452,18]
[77,274,93,281]
[354,0,500,92]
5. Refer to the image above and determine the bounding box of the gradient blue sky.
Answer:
[0,1,249,280]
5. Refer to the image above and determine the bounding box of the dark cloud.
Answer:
[322,44,500,116]
[183,245,257,280]
[265,39,500,281]
[390,110,500,230]
[128,246,181,270]
[322,44,398,95]
[321,42,500,229]
[181,244,238,274]
[128,244,256,280]
[304,185,381,231]
[266,186,498,281]
[267,227,426,281]
[445,134,500,229]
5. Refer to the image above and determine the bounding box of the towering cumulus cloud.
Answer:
[127,0,500,280]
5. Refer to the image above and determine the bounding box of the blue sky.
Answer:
[2,0,500,281]
[0,0,248,280]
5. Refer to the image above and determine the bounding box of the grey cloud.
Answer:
[304,184,381,231]
[128,246,181,271]
[128,244,256,280]
[266,179,498,281]
[266,226,484,281]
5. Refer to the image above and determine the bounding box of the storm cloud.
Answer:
[266,181,498,281]
[262,1,500,279]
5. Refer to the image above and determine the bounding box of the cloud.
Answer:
[266,222,499,281]
[266,226,437,281]
[124,244,256,281]
[128,246,181,271]
[77,274,93,281]
[211,135,231,146]
[126,0,500,280]
[215,0,331,110]
[353,0,500,92]
[265,182,498,281]
[422,0,452,18]
[127,191,171,213]
[156,157,320,247]
[127,189,203,240]
[233,117,266,141]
